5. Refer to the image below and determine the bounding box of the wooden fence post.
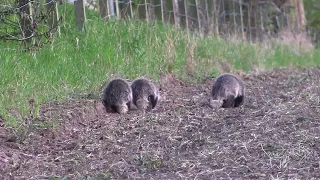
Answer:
[19,0,34,46]
[137,0,147,19]
[165,0,174,24]
[153,0,162,21]
[172,0,180,28]
[239,0,245,41]
[198,0,208,35]
[46,0,60,36]
[232,0,237,35]
[99,0,109,19]
[115,0,120,18]
[145,0,149,22]
[129,0,134,18]
[188,0,198,30]
[150,0,156,21]
[74,0,86,31]
[247,3,251,41]
[183,0,189,31]
[213,0,219,36]
[161,0,168,25]
[121,0,132,19]
[195,0,202,33]
[294,0,306,33]
[206,0,215,35]
[205,0,210,32]
[108,0,115,17]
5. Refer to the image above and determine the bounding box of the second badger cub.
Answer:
[101,78,132,114]
[131,78,159,111]
[210,73,245,108]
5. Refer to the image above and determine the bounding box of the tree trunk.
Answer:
[239,0,245,41]
[248,0,258,42]
[172,0,180,28]
[188,0,198,30]
[294,0,306,32]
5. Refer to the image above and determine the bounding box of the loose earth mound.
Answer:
[1,68,320,179]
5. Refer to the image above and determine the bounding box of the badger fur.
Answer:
[131,78,160,111]
[209,73,245,108]
[101,78,132,114]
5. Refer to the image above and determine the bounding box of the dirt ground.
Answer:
[1,67,320,179]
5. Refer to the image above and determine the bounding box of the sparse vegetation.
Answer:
[1,68,320,179]
[1,3,320,180]
[1,4,319,124]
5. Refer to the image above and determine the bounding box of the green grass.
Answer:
[0,4,320,124]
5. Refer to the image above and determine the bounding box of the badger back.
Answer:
[211,74,241,99]
[102,78,132,105]
[131,78,159,109]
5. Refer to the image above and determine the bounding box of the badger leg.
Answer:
[126,101,132,110]
[116,104,129,114]
[234,96,244,107]
[110,105,118,113]
[148,95,158,109]
[209,97,222,109]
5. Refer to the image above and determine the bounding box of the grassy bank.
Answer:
[0,5,319,124]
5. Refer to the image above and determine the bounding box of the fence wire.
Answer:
[1,0,319,51]
[75,0,320,44]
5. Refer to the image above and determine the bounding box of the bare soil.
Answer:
[1,67,320,179]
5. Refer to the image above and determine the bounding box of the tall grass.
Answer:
[0,4,319,124]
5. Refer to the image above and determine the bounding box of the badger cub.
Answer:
[210,73,245,108]
[101,78,132,114]
[131,78,159,111]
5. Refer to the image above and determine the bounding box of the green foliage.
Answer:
[0,0,62,50]
[49,176,68,180]
[304,0,320,31]
[264,44,320,68]
[95,172,110,179]
[0,0,18,38]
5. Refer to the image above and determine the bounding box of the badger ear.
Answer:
[148,95,158,109]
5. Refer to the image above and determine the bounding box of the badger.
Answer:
[131,78,160,111]
[209,73,245,108]
[101,78,132,114]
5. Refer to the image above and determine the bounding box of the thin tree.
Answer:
[213,0,219,36]
[239,0,245,41]
[294,0,306,33]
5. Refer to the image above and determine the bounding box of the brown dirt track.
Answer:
[1,67,320,179]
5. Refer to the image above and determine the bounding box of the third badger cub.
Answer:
[131,78,159,111]
[210,73,245,108]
